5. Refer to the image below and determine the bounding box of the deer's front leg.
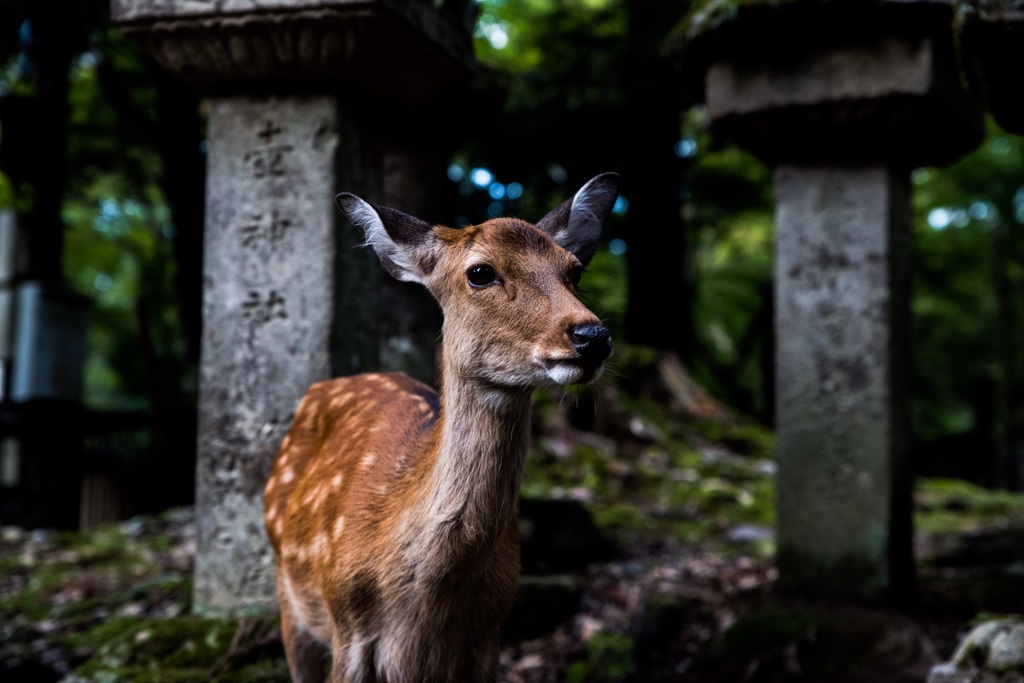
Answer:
[278,576,330,683]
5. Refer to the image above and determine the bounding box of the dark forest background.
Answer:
[0,0,1022,506]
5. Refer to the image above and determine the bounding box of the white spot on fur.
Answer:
[281,468,295,484]
[331,474,343,489]
[362,453,377,470]
[310,533,329,557]
[307,486,332,510]
[303,487,320,507]
[333,515,345,539]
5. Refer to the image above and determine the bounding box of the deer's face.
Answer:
[428,219,611,387]
[336,172,621,390]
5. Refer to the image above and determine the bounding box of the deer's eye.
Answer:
[467,264,497,287]
[570,265,583,287]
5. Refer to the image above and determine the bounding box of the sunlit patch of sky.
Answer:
[94,198,126,237]
[967,201,994,222]
[470,167,494,189]
[547,164,568,184]
[475,0,510,50]
[478,20,509,50]
[446,160,629,227]
[928,208,950,230]
[608,238,626,255]
[473,0,614,52]
[927,207,972,230]
[1013,186,1024,224]
[674,138,697,158]
[488,183,506,200]
[990,137,1012,155]
[91,197,173,240]
[73,50,99,70]
[447,163,465,182]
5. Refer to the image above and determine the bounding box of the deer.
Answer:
[263,172,621,683]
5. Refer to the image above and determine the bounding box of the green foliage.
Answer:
[60,28,195,411]
[0,170,15,209]
[566,632,635,683]
[910,122,1024,453]
[475,0,625,75]
[578,246,629,342]
[916,477,1024,534]
[64,185,183,409]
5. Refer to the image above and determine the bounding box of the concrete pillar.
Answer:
[774,164,913,597]
[675,0,983,601]
[955,0,1024,136]
[112,0,474,615]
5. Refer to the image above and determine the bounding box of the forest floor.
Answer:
[3,351,1024,682]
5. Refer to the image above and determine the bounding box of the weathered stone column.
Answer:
[955,0,1024,136]
[112,0,474,615]
[774,163,913,597]
[675,0,983,601]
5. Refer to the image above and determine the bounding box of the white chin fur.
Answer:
[545,363,603,385]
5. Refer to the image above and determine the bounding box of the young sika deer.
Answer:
[263,172,621,682]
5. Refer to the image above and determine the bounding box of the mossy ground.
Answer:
[3,347,1024,681]
[66,616,289,683]
[524,347,777,553]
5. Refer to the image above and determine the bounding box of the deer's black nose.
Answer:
[568,324,612,361]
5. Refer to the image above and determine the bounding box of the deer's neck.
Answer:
[412,363,532,570]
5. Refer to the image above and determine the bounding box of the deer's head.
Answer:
[336,173,620,388]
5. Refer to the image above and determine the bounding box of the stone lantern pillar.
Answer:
[955,0,1024,135]
[675,0,983,601]
[112,0,475,615]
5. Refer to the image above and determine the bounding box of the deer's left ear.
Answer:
[536,172,621,267]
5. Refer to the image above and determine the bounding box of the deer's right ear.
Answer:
[336,193,435,284]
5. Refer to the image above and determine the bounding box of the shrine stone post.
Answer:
[675,0,984,601]
[112,0,474,615]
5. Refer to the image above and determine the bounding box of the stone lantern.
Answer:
[674,0,984,601]
[111,0,475,615]
[954,0,1024,134]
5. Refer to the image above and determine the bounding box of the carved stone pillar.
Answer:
[112,0,474,615]
[675,0,983,602]
[955,0,1024,135]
